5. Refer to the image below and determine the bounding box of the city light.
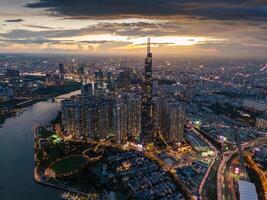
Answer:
[1,1,267,200]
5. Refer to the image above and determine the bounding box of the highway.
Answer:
[217,136,267,200]
[245,152,267,199]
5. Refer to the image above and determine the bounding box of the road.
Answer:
[217,136,267,200]
[245,152,267,199]
[190,128,219,200]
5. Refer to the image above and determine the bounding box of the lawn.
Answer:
[49,155,88,174]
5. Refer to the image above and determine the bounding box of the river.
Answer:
[0,91,80,200]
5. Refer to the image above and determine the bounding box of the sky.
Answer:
[0,0,267,58]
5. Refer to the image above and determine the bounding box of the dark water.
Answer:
[0,91,80,200]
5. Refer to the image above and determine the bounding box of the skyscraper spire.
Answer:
[147,37,151,55]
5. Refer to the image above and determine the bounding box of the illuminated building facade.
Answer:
[127,94,142,140]
[113,101,128,144]
[141,37,154,142]
[162,98,185,144]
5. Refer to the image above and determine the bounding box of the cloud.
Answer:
[1,0,267,57]
[25,0,267,22]
[23,24,54,30]
[5,19,24,23]
[0,21,174,40]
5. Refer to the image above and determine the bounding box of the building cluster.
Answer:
[45,63,65,86]
[106,151,185,200]
[176,161,208,195]
[0,82,14,100]
[253,144,267,165]
[61,39,185,145]
[255,114,267,130]
[0,63,66,101]
[62,82,185,145]
[0,69,20,100]
[0,68,40,100]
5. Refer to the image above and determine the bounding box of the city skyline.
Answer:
[0,36,266,200]
[0,1,267,200]
[1,0,267,58]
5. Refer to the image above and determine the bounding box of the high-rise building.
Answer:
[62,95,113,140]
[152,96,161,130]
[61,98,76,135]
[127,94,142,140]
[45,73,64,86]
[141,37,154,142]
[93,98,114,139]
[95,70,105,89]
[59,63,65,74]
[162,98,185,144]
[113,101,128,144]
[94,70,107,97]
[152,80,159,96]
[61,97,88,137]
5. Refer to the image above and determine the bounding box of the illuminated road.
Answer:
[245,153,267,199]
[223,154,238,200]
[217,136,267,200]
[190,128,219,200]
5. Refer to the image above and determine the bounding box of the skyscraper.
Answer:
[127,94,142,140]
[113,101,128,144]
[141,37,154,142]
[58,63,65,84]
[59,63,65,74]
[61,97,88,138]
[162,98,185,144]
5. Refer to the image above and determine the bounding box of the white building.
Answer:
[238,180,258,200]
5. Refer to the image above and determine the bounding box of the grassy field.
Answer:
[49,155,88,174]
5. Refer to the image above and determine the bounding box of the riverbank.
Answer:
[0,95,67,200]
[34,167,89,197]
[33,124,97,199]
[0,81,81,126]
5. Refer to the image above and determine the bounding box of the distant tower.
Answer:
[58,63,65,84]
[141,37,154,143]
[59,63,65,74]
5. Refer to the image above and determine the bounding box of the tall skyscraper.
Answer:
[141,37,154,142]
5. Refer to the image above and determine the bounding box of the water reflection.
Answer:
[0,90,80,200]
